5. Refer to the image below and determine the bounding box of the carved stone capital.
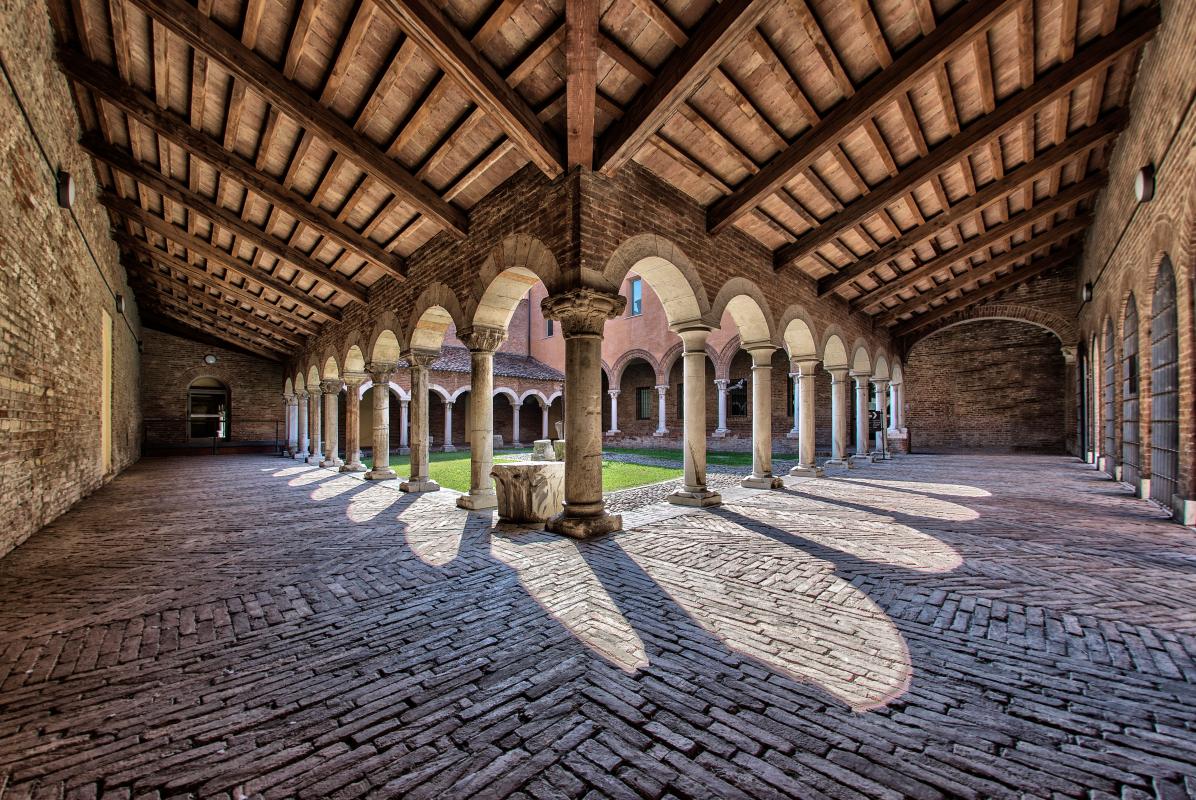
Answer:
[366,361,398,384]
[342,371,368,390]
[320,379,344,395]
[282,392,295,403]
[459,325,508,353]
[793,359,820,377]
[540,288,626,337]
[405,348,439,369]
[1060,345,1077,365]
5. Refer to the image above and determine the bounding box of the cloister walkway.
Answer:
[1,454,1194,798]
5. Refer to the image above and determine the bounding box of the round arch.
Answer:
[367,311,405,364]
[778,307,818,360]
[344,344,366,374]
[407,283,468,353]
[709,278,775,346]
[906,304,1080,349]
[321,355,340,380]
[611,349,661,386]
[469,235,562,330]
[822,334,849,369]
[493,386,520,406]
[602,234,710,326]
[850,342,872,374]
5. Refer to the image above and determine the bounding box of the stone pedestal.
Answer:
[531,439,556,461]
[492,461,565,528]
[789,465,824,478]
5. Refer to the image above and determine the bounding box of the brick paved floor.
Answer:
[1,454,1195,799]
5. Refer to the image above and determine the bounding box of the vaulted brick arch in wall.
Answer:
[905,304,1080,351]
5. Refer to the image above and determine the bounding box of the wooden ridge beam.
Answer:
[115,233,322,337]
[817,107,1127,296]
[58,49,406,280]
[86,137,369,304]
[565,0,599,169]
[850,172,1104,310]
[874,226,1087,324]
[140,310,285,361]
[101,194,343,323]
[374,0,563,178]
[130,267,307,348]
[595,0,777,175]
[893,247,1082,337]
[120,0,469,238]
[774,5,1159,270]
[708,0,1019,234]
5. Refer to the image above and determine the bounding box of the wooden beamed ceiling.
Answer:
[49,0,1159,355]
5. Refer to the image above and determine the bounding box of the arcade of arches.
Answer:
[2,0,1196,795]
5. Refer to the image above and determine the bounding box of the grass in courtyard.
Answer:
[365,449,682,493]
[605,446,760,467]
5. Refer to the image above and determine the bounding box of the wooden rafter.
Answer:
[774,5,1158,271]
[374,0,564,178]
[595,0,777,175]
[120,0,469,238]
[816,108,1127,296]
[134,286,291,358]
[708,0,1019,234]
[566,0,599,169]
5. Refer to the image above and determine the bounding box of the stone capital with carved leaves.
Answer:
[540,288,626,338]
[458,325,507,353]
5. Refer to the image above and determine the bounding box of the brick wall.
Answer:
[906,320,1067,453]
[141,328,286,447]
[0,0,141,558]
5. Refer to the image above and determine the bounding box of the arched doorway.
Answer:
[1150,258,1179,509]
[188,378,229,440]
[1121,296,1141,488]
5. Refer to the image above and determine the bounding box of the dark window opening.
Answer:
[545,318,554,337]
[189,378,228,439]
[636,387,652,420]
[729,379,748,417]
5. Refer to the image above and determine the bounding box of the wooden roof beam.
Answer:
[566,0,599,169]
[85,136,369,305]
[874,226,1086,324]
[120,0,468,238]
[850,171,1104,310]
[374,0,564,178]
[135,288,292,358]
[817,107,1127,296]
[594,0,777,175]
[140,309,286,361]
[774,5,1159,270]
[708,0,1019,234]
[101,194,343,322]
[893,247,1082,337]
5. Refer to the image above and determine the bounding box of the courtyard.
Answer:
[1,453,1193,798]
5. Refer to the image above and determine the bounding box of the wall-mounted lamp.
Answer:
[115,293,125,314]
[1134,164,1155,203]
[1082,282,1094,302]
[204,354,218,365]
[56,170,75,209]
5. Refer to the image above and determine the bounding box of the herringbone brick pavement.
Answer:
[0,454,1194,798]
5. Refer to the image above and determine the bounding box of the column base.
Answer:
[824,458,856,470]
[668,490,722,507]
[442,445,456,453]
[785,430,799,439]
[604,430,620,437]
[511,441,523,448]
[400,478,441,493]
[712,429,729,438]
[653,429,668,437]
[294,451,307,461]
[789,465,824,478]
[868,452,886,463]
[741,475,784,489]
[399,446,411,454]
[341,462,367,473]
[320,457,344,468]
[456,490,498,510]
[305,455,323,465]
[545,510,623,539]
[364,468,397,481]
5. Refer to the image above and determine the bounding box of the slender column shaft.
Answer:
[791,360,822,476]
[320,380,343,467]
[743,348,781,489]
[828,368,852,465]
[655,384,668,435]
[296,392,309,459]
[399,400,410,448]
[788,374,800,436]
[713,379,729,436]
[874,380,890,455]
[668,327,720,506]
[342,377,366,471]
[606,390,619,435]
[853,374,871,457]
[457,327,504,509]
[512,400,523,443]
[364,365,397,480]
[307,391,322,463]
[541,402,550,439]
[401,352,440,492]
[282,394,295,455]
[443,401,456,451]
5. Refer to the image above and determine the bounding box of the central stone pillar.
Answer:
[320,379,344,468]
[826,367,854,468]
[790,359,823,477]
[284,392,298,456]
[541,288,625,538]
[605,390,620,436]
[365,363,397,480]
[742,345,783,489]
[511,398,523,445]
[787,373,800,438]
[852,371,871,457]
[654,384,668,436]
[296,391,309,460]
[341,373,367,472]
[457,325,505,511]
[401,350,440,493]
[670,325,721,507]
[712,378,730,437]
[442,400,456,452]
[306,389,322,464]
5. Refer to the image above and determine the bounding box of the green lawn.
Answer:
[366,449,681,493]
[605,446,759,467]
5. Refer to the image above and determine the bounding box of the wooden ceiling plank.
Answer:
[773,8,1158,270]
[142,307,287,360]
[627,0,687,47]
[137,287,292,356]
[786,0,853,96]
[373,0,564,178]
[120,0,468,237]
[892,247,1080,337]
[594,0,777,175]
[708,0,1019,234]
[567,0,599,168]
[598,33,654,86]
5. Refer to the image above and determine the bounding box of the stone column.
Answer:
[306,389,322,464]
[364,365,397,480]
[872,379,890,457]
[296,391,309,460]
[712,379,730,437]
[401,350,440,493]
[896,383,906,430]
[541,401,550,439]
[341,374,367,472]
[283,393,297,456]
[442,400,456,452]
[399,399,410,453]
[654,384,668,436]
[512,398,523,445]
[320,379,344,468]
[457,326,505,510]
[825,367,854,468]
[540,288,625,538]
[604,390,620,436]
[787,373,800,438]
[790,359,823,477]
[852,372,871,457]
[670,325,721,507]
[742,346,783,489]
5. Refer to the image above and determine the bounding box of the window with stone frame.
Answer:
[628,277,643,316]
